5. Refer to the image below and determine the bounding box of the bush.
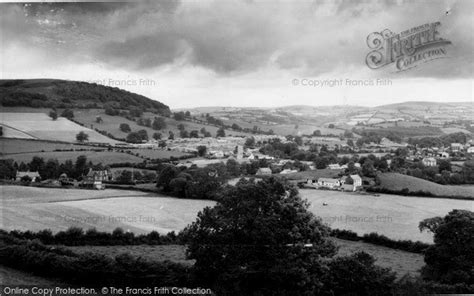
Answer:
[61,109,74,119]
[362,232,430,253]
[0,235,194,287]
[119,123,131,133]
[323,252,396,296]
[4,227,183,246]
[329,229,430,254]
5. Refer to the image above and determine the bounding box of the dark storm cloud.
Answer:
[1,0,472,78]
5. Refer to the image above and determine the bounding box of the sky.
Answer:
[0,0,473,109]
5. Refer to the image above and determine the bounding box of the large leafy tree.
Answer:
[152,117,167,130]
[183,178,337,295]
[216,127,226,138]
[76,131,89,143]
[419,209,474,285]
[185,164,228,200]
[156,164,179,192]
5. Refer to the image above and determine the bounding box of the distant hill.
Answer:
[374,101,472,110]
[0,79,170,115]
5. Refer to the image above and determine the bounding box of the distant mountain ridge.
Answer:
[0,79,170,115]
[176,101,471,112]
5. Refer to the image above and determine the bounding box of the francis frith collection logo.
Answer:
[366,22,451,71]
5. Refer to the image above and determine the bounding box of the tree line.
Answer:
[0,155,106,181]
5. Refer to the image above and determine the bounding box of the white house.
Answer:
[254,153,275,160]
[236,145,244,159]
[422,157,437,167]
[81,168,110,190]
[16,171,40,182]
[328,164,342,170]
[451,143,463,152]
[209,150,225,158]
[280,169,298,174]
[256,168,272,176]
[317,178,341,189]
[350,174,362,187]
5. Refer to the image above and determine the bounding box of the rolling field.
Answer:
[1,150,145,165]
[0,112,119,144]
[0,138,105,155]
[1,185,215,234]
[377,173,474,199]
[3,184,471,243]
[0,139,189,162]
[270,124,346,136]
[300,189,473,243]
[3,185,472,243]
[440,127,472,134]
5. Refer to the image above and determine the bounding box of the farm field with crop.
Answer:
[3,185,472,243]
[377,173,474,199]
[0,112,119,144]
[300,189,473,243]
[1,185,215,234]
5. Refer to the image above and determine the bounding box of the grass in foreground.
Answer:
[63,238,423,279]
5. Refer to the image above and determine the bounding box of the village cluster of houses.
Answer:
[16,168,111,190]
[410,142,474,167]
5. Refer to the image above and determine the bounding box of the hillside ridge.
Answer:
[0,79,170,115]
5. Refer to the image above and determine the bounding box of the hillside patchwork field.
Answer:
[0,112,120,144]
[0,138,189,164]
[73,109,254,140]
